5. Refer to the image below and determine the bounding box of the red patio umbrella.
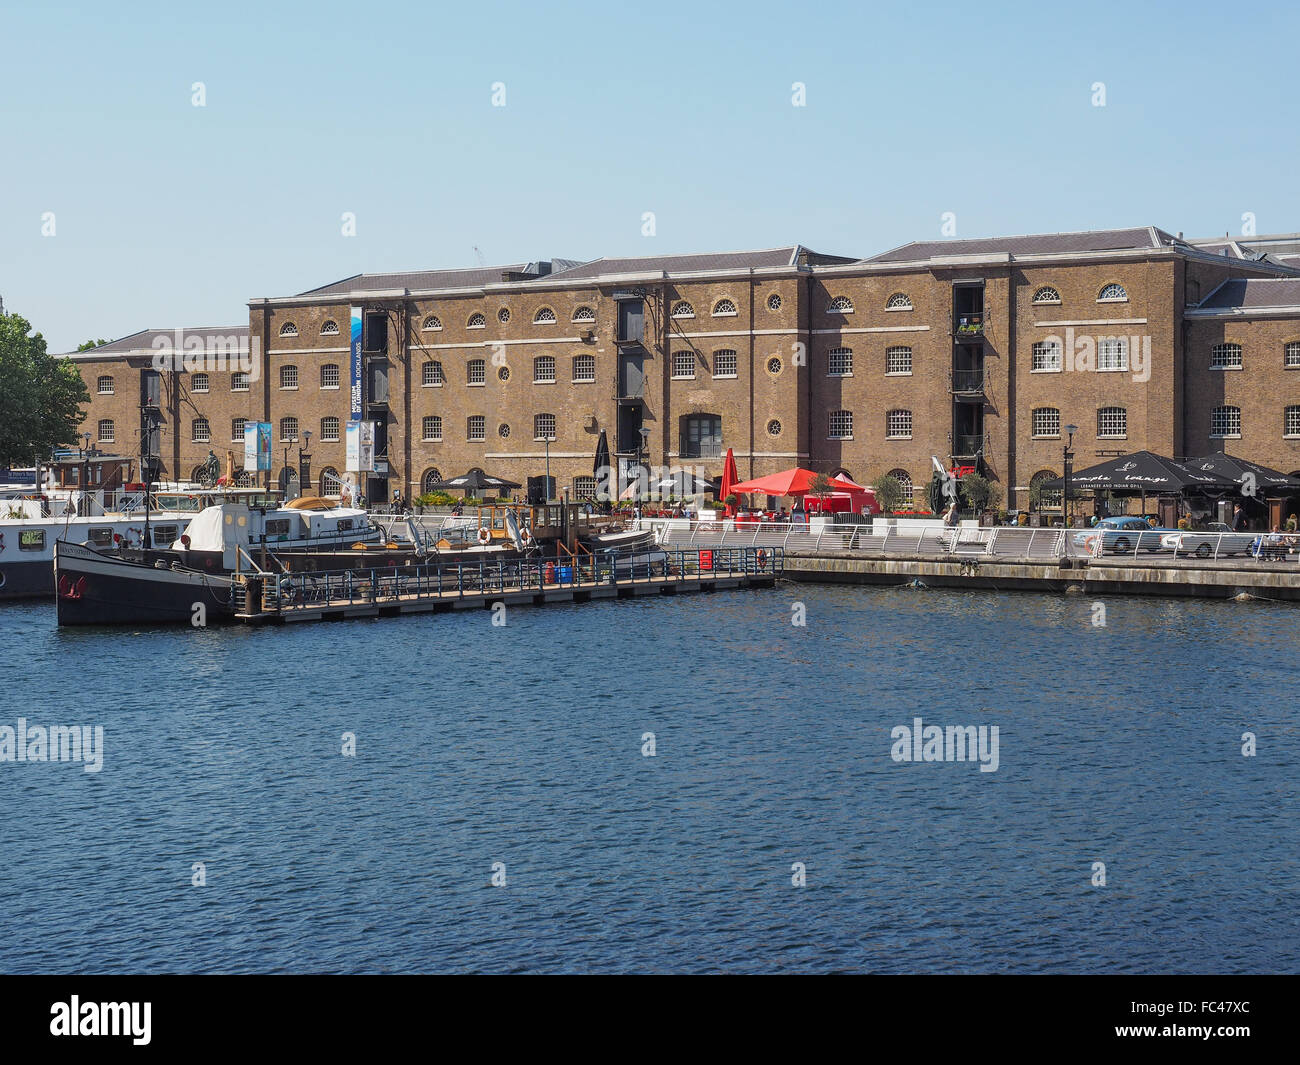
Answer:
[728,467,861,497]
[718,448,739,511]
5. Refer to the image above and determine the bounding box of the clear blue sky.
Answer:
[3,0,1297,352]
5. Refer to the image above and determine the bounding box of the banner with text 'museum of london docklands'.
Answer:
[350,306,363,421]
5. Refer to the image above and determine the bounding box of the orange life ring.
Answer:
[477,527,492,545]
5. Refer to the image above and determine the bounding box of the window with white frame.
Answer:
[828,295,854,314]
[192,417,211,443]
[572,354,596,382]
[1032,286,1061,304]
[191,373,209,393]
[828,409,853,439]
[422,361,444,387]
[533,307,557,324]
[681,414,722,458]
[712,298,737,317]
[1211,343,1242,369]
[422,415,442,442]
[885,345,912,375]
[232,371,250,391]
[887,469,913,504]
[1097,406,1127,438]
[97,375,114,394]
[1097,283,1128,302]
[497,307,510,324]
[321,416,340,442]
[672,351,696,379]
[278,321,298,337]
[1097,338,1128,371]
[533,355,556,383]
[467,415,485,441]
[827,347,853,376]
[1032,340,1062,371]
[467,312,486,329]
[279,364,299,389]
[320,364,340,389]
[1286,406,1300,437]
[1286,342,1300,368]
[97,418,114,443]
[1210,406,1241,437]
[232,417,246,442]
[422,315,442,331]
[1032,407,1061,437]
[534,413,557,440]
[713,349,738,378]
[671,301,694,318]
[279,417,298,442]
[886,292,912,310]
[467,359,486,385]
[886,409,913,439]
[572,306,595,323]
[767,293,782,311]
[573,475,597,498]
[320,319,339,336]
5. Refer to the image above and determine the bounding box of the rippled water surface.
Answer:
[1,584,1296,973]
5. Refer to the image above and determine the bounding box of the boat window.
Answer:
[20,530,46,551]
[87,527,114,546]
[337,518,354,532]
[152,525,179,546]
[265,518,291,538]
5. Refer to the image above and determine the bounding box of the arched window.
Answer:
[828,295,854,314]
[320,416,340,442]
[320,319,340,336]
[278,467,299,493]
[671,300,695,318]
[572,306,595,322]
[1032,407,1061,437]
[422,415,442,441]
[279,364,298,389]
[97,419,115,443]
[280,416,299,442]
[320,363,340,389]
[1211,343,1243,369]
[96,375,114,394]
[422,361,444,387]
[1032,286,1061,304]
[467,312,486,329]
[681,413,722,458]
[1031,469,1061,510]
[192,417,211,443]
[887,469,913,506]
[886,292,912,310]
[711,298,737,317]
[828,410,853,440]
[1210,406,1241,437]
[422,315,442,331]
[421,468,443,494]
[533,307,557,324]
[533,355,556,383]
[1098,283,1128,302]
[1098,406,1127,438]
[191,373,209,393]
[319,467,342,495]
[887,409,913,439]
[278,321,298,337]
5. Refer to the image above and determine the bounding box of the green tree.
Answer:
[0,311,89,467]
[962,472,1003,514]
[76,339,110,352]
[872,473,906,514]
[809,472,832,503]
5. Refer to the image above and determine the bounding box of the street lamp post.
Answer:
[543,435,555,503]
[1063,423,1079,528]
[637,426,651,502]
[298,429,312,496]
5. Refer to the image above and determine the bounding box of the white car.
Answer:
[1159,522,1256,558]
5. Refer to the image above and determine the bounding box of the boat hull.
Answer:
[0,558,57,599]
[54,541,237,627]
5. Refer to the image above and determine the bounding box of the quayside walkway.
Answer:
[231,546,783,624]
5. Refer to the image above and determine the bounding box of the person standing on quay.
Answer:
[1233,502,1249,532]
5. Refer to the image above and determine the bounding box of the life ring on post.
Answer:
[477,527,492,545]
[756,549,768,570]
[278,576,297,603]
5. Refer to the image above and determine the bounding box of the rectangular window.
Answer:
[885,346,912,375]
[19,529,46,552]
[533,356,556,384]
[572,354,596,382]
[191,374,209,393]
[422,361,444,387]
[97,419,115,443]
[280,418,299,442]
[1286,342,1300,368]
[232,417,247,442]
[1210,408,1241,437]
[1032,341,1062,372]
[422,416,442,442]
[672,351,696,379]
[682,415,722,458]
[1098,408,1127,438]
[87,527,114,547]
[321,417,340,443]
[534,413,557,440]
[828,410,853,439]
[712,350,738,378]
[1210,344,1243,369]
[321,364,340,389]
[886,410,912,439]
[827,348,853,376]
[573,475,597,498]
[280,365,299,389]
[1032,409,1060,437]
[192,419,211,443]
[232,372,250,392]
[1097,338,1128,372]
[468,360,486,386]
[1286,406,1300,437]
[467,415,485,441]
[97,376,114,394]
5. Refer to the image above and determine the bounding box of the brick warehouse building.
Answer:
[63,227,1300,511]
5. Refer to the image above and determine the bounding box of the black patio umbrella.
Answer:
[1181,453,1300,494]
[427,467,521,494]
[1041,450,1235,493]
[593,429,610,477]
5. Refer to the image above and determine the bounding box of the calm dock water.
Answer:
[1,585,1295,973]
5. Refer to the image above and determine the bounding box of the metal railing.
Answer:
[951,367,991,394]
[254,545,783,613]
[1081,527,1299,564]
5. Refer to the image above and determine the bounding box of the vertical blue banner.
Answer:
[350,306,363,421]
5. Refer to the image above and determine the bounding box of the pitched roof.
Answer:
[62,326,248,358]
[297,261,572,297]
[1195,277,1300,311]
[865,227,1177,264]
[548,245,853,280]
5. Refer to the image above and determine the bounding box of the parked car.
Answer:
[1073,516,1176,555]
[1159,521,1257,558]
